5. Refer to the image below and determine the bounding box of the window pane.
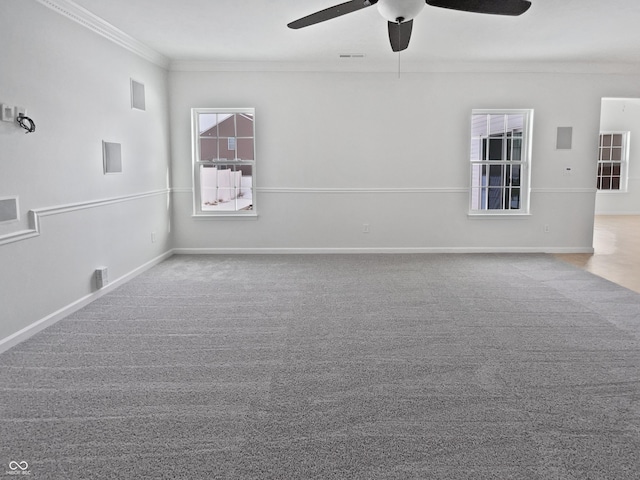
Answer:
[602,134,612,147]
[601,163,612,176]
[612,163,621,176]
[200,164,253,212]
[487,188,503,209]
[510,165,521,186]
[236,113,254,137]
[199,113,218,137]
[611,147,622,161]
[237,138,255,160]
[470,138,483,161]
[471,187,483,210]
[489,115,505,136]
[488,165,504,186]
[612,134,623,147]
[612,177,620,190]
[510,137,522,161]
[488,138,503,160]
[601,177,612,190]
[200,138,218,161]
[217,114,235,137]
[506,114,524,133]
[471,114,488,137]
[471,164,484,190]
[217,140,234,160]
[510,188,521,209]
[601,149,611,161]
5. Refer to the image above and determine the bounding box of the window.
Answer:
[469,110,532,214]
[191,108,256,216]
[597,132,629,191]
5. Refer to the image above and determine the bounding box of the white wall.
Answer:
[596,98,640,214]
[0,1,171,342]
[4,1,640,346]
[169,69,640,253]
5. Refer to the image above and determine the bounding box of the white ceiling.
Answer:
[68,0,640,67]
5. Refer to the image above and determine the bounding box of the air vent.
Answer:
[339,54,366,58]
[95,267,108,289]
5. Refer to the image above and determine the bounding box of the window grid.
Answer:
[470,111,530,213]
[192,108,256,216]
[597,132,628,191]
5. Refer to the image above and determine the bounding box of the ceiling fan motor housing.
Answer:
[377,0,426,23]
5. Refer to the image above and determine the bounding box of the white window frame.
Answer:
[597,131,630,193]
[468,109,533,216]
[191,107,257,217]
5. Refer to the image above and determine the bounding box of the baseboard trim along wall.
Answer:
[173,247,595,255]
[0,250,174,355]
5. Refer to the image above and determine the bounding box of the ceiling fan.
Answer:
[288,0,532,52]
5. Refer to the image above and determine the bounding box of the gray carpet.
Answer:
[1,254,640,479]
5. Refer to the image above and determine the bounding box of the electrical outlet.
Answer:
[363,224,370,234]
[1,104,14,122]
[544,224,550,233]
[14,106,26,118]
[151,231,157,243]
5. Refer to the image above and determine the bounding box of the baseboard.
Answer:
[173,247,595,255]
[594,212,640,216]
[0,250,174,355]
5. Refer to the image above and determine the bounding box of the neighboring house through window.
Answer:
[597,132,629,191]
[191,108,256,216]
[469,110,533,214]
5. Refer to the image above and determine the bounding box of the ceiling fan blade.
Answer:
[288,0,377,29]
[425,0,531,16]
[388,20,413,52]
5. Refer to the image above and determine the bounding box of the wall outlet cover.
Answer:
[1,104,15,122]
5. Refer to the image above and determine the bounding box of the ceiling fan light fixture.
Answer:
[288,0,531,52]
[376,0,425,23]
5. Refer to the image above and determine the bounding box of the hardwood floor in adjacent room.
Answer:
[555,215,640,294]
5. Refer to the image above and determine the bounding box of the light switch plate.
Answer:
[1,104,15,122]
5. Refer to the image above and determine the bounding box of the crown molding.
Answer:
[36,0,170,69]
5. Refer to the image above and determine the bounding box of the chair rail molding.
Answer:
[0,189,169,246]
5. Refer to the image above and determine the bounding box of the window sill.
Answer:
[192,212,258,219]
[467,212,531,219]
